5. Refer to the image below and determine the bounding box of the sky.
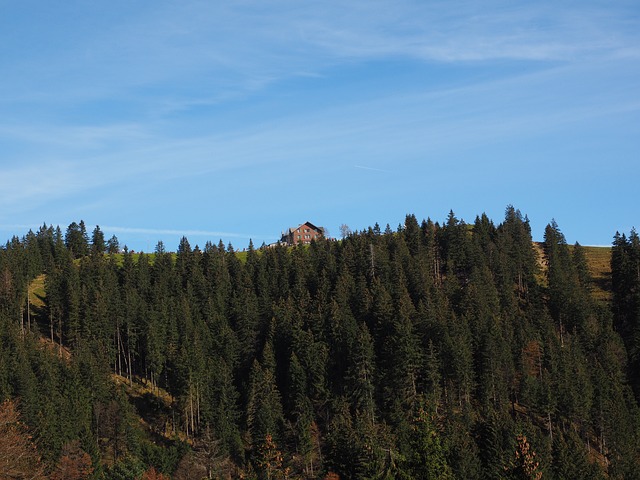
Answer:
[1,0,639,251]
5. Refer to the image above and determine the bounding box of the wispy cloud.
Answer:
[2,0,637,108]
[0,162,80,210]
[2,48,637,220]
[0,122,149,150]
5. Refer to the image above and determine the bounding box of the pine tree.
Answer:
[246,355,284,450]
[107,235,120,254]
[611,229,640,399]
[400,404,454,479]
[346,322,377,424]
[91,225,106,256]
[287,352,314,459]
[383,291,421,422]
[65,221,89,258]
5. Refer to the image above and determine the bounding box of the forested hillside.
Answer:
[1,208,639,479]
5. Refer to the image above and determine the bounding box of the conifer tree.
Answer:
[107,235,120,254]
[346,322,377,424]
[400,404,454,480]
[286,351,317,475]
[65,221,89,258]
[246,352,284,451]
[91,225,106,256]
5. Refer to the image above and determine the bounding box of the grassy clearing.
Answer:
[109,250,253,265]
[28,274,46,308]
[108,252,160,267]
[532,242,548,287]
[112,374,185,441]
[533,243,611,302]
[581,245,612,302]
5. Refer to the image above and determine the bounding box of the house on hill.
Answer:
[281,221,325,245]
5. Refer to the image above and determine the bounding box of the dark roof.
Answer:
[283,221,323,236]
[301,221,322,232]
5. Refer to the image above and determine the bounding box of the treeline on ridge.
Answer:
[0,207,639,479]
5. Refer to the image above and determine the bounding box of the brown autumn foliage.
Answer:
[256,433,290,480]
[0,399,47,480]
[510,434,543,480]
[141,466,171,480]
[50,440,94,480]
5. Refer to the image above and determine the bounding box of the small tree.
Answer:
[339,224,352,239]
[256,433,289,480]
[507,434,542,480]
[107,235,120,254]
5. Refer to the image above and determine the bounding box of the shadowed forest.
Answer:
[1,207,640,479]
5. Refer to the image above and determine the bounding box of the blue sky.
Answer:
[1,1,639,251]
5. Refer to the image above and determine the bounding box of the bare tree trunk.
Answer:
[112,334,117,373]
[116,326,122,377]
[58,314,63,357]
[127,345,132,384]
[117,325,129,381]
[369,243,375,278]
[126,324,133,384]
[26,295,31,332]
[190,386,195,435]
[95,408,100,449]
[197,383,201,430]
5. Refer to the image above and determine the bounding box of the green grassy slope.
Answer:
[581,245,612,302]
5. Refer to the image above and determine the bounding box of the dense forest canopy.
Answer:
[0,207,639,479]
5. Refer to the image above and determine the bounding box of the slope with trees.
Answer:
[0,210,638,479]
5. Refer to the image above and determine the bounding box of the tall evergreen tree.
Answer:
[91,225,106,256]
[65,221,89,258]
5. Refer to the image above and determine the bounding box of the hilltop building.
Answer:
[281,221,324,245]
